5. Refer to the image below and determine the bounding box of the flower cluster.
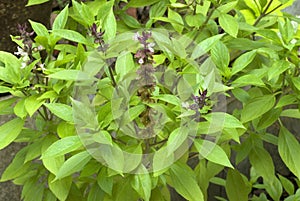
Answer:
[14,24,45,69]
[89,23,106,50]
[182,90,208,121]
[133,31,155,64]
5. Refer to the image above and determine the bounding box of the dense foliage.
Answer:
[1,0,300,200]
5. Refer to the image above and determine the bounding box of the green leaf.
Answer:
[204,112,245,129]
[48,69,94,81]
[0,51,21,83]
[265,177,282,201]
[241,95,275,123]
[231,50,257,75]
[275,95,297,108]
[225,169,251,201]
[71,0,94,27]
[268,60,292,80]
[103,8,117,41]
[24,95,45,117]
[0,118,24,150]
[48,174,72,201]
[132,172,152,201]
[0,86,11,93]
[57,122,76,138]
[249,146,275,180]
[53,6,69,30]
[43,156,65,175]
[278,126,300,180]
[44,103,73,122]
[191,34,225,59]
[167,127,189,156]
[92,130,113,145]
[88,182,105,201]
[126,0,161,8]
[168,8,184,33]
[52,29,89,44]
[256,108,281,130]
[55,151,92,179]
[292,77,300,91]
[14,99,27,119]
[42,136,82,159]
[278,174,294,195]
[194,139,233,168]
[169,162,204,201]
[280,109,300,119]
[185,14,205,28]
[29,20,49,37]
[0,147,30,182]
[97,168,113,196]
[26,0,50,6]
[115,52,135,78]
[211,41,230,73]
[219,13,239,37]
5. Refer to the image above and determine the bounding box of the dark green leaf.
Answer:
[241,95,275,123]
[169,162,204,201]
[278,126,300,180]
[48,174,72,201]
[26,0,50,6]
[126,0,161,8]
[225,169,251,201]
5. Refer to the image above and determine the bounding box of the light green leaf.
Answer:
[167,127,189,156]
[169,162,204,201]
[275,95,297,108]
[48,174,72,201]
[219,13,239,37]
[0,86,11,93]
[25,95,45,117]
[115,52,135,78]
[56,151,92,179]
[52,29,89,44]
[194,139,233,168]
[204,112,245,129]
[0,118,24,150]
[132,172,152,201]
[53,6,69,30]
[92,130,113,145]
[42,136,82,159]
[225,169,251,201]
[44,103,73,122]
[231,50,257,75]
[278,126,300,180]
[278,174,294,195]
[268,60,292,80]
[103,8,116,41]
[211,41,230,73]
[241,95,275,123]
[29,20,49,37]
[26,0,50,6]
[97,168,113,195]
[185,14,205,27]
[280,109,300,119]
[153,94,181,106]
[14,99,27,119]
[43,156,65,175]
[48,69,94,81]
[191,34,225,59]
[168,8,184,33]
[265,177,283,201]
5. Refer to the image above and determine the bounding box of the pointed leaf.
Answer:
[0,118,24,150]
[278,126,300,180]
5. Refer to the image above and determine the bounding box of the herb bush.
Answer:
[1,0,300,200]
